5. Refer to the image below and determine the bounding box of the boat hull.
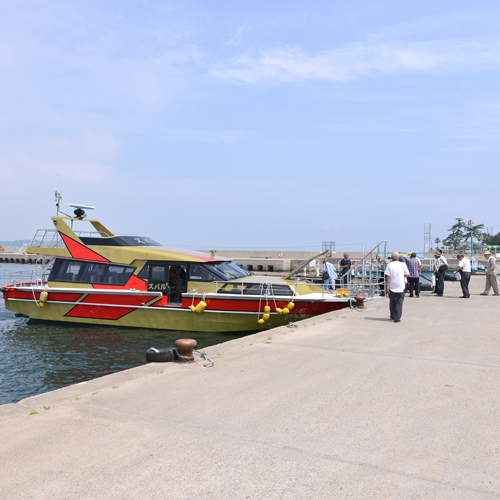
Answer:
[3,287,350,333]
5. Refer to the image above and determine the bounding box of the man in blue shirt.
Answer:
[322,258,338,292]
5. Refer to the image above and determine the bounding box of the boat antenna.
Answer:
[55,178,62,216]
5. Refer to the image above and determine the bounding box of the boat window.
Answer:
[78,263,107,283]
[102,265,135,285]
[48,258,135,285]
[151,265,167,282]
[137,264,149,279]
[79,235,161,247]
[210,261,252,279]
[217,283,244,294]
[48,259,85,282]
[188,264,221,281]
[271,284,294,296]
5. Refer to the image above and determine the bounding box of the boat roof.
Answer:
[27,216,229,265]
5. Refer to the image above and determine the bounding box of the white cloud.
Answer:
[211,38,500,84]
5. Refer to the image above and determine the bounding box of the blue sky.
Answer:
[1,1,499,252]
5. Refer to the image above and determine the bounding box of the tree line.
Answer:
[433,218,500,253]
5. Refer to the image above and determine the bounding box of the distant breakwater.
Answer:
[0,250,50,264]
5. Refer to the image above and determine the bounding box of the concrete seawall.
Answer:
[1,276,500,499]
[0,250,50,264]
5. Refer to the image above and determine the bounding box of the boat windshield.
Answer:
[208,261,252,280]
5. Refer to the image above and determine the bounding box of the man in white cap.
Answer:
[480,250,499,296]
[385,252,410,323]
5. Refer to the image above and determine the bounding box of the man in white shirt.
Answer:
[455,254,471,298]
[385,252,410,323]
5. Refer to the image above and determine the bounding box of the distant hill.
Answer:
[0,240,29,247]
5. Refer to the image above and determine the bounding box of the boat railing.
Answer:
[30,229,64,248]
[73,230,109,238]
[1,257,54,288]
[186,280,332,298]
[186,242,388,301]
[186,279,358,301]
[30,229,157,248]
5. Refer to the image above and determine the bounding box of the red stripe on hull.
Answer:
[174,297,347,314]
[5,289,46,301]
[66,305,136,320]
[64,292,159,320]
[46,293,83,302]
[79,293,158,306]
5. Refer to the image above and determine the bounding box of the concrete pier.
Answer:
[1,276,500,499]
[0,249,50,264]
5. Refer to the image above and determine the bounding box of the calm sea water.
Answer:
[0,263,245,405]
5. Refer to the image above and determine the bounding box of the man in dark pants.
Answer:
[456,254,471,298]
[340,252,352,285]
[385,252,410,323]
[407,252,422,297]
[433,251,448,296]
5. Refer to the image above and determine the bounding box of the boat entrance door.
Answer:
[167,264,187,305]
[146,262,187,306]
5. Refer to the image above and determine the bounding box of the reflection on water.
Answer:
[0,263,246,405]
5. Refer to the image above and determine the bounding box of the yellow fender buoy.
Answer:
[39,291,48,307]
[263,313,270,321]
[282,307,290,315]
[190,305,196,312]
[264,305,270,313]
[276,308,283,314]
[258,318,265,324]
[195,301,207,313]
[287,302,295,311]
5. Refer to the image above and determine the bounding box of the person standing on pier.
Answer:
[385,252,410,323]
[455,254,471,298]
[480,250,499,296]
[322,258,338,292]
[407,252,421,298]
[433,251,448,297]
[340,253,352,285]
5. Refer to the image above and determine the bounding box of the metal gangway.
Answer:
[340,241,388,299]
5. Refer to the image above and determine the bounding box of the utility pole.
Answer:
[468,220,474,259]
[322,241,335,257]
